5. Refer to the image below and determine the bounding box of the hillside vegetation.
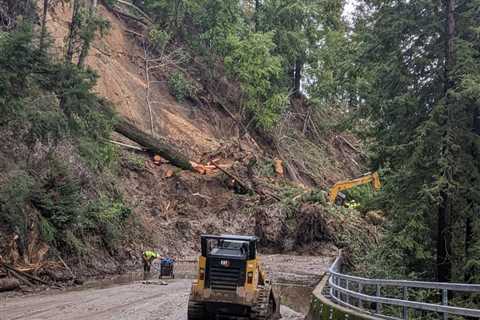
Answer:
[1,0,478,290]
[0,0,375,278]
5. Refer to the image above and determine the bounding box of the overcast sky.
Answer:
[343,0,358,21]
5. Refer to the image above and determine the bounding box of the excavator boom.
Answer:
[328,172,381,203]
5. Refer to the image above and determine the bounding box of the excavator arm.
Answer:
[328,172,381,203]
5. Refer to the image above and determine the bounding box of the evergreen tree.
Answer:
[357,0,480,282]
[260,0,343,96]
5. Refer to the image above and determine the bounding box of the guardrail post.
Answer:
[358,283,363,309]
[332,275,338,299]
[346,279,350,305]
[402,287,408,320]
[376,284,382,314]
[442,289,448,320]
[329,275,334,299]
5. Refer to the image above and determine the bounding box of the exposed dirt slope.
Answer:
[45,4,234,159]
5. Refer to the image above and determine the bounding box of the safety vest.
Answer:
[143,251,159,259]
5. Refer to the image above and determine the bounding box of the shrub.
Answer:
[39,216,56,244]
[124,153,145,171]
[148,27,170,52]
[167,71,192,102]
[31,159,84,230]
[64,230,87,256]
[86,197,132,253]
[78,138,120,172]
[0,172,35,239]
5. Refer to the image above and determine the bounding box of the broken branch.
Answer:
[212,162,254,195]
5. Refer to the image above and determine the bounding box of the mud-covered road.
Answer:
[0,280,303,320]
[0,254,332,320]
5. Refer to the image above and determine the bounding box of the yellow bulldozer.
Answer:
[188,235,281,320]
[328,172,381,205]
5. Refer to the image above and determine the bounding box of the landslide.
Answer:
[52,1,376,261]
[0,1,379,280]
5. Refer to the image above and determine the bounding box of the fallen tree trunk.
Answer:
[0,278,20,292]
[2,267,34,287]
[1,263,53,286]
[114,117,193,171]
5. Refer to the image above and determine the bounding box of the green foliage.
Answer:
[342,184,375,211]
[283,189,377,256]
[32,159,84,230]
[354,0,480,282]
[0,172,35,238]
[29,158,131,253]
[66,1,111,67]
[144,0,192,32]
[148,27,170,52]
[86,197,132,252]
[253,159,276,178]
[260,0,344,91]
[64,230,87,256]
[224,32,288,128]
[39,216,57,244]
[167,71,193,102]
[124,153,146,171]
[78,8,110,48]
[78,138,120,172]
[306,30,363,106]
[0,22,131,258]
[142,0,346,128]
[104,0,118,7]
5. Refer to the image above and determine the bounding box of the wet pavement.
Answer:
[0,255,333,320]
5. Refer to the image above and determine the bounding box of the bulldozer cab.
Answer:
[202,235,255,259]
[201,235,256,292]
[188,235,280,320]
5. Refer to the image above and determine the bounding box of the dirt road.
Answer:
[0,279,304,320]
[0,254,332,320]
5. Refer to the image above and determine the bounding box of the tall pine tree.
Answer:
[357,0,480,282]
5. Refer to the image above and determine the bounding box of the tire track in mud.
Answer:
[6,296,102,320]
[0,280,190,320]
[0,255,331,320]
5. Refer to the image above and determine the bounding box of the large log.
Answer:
[114,117,193,171]
[96,102,193,171]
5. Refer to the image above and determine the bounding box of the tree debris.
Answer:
[112,116,193,171]
[0,278,20,292]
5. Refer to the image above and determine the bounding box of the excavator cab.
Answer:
[188,235,280,320]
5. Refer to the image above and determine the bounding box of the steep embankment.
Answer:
[45,4,229,159]
[38,3,375,267]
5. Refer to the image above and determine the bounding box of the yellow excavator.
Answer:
[328,172,381,205]
[188,235,280,320]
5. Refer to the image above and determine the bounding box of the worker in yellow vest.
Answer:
[143,250,160,280]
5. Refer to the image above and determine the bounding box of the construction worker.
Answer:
[142,250,160,280]
[346,199,360,210]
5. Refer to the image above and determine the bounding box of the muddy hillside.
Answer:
[0,1,380,279]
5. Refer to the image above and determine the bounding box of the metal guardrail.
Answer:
[328,255,480,319]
